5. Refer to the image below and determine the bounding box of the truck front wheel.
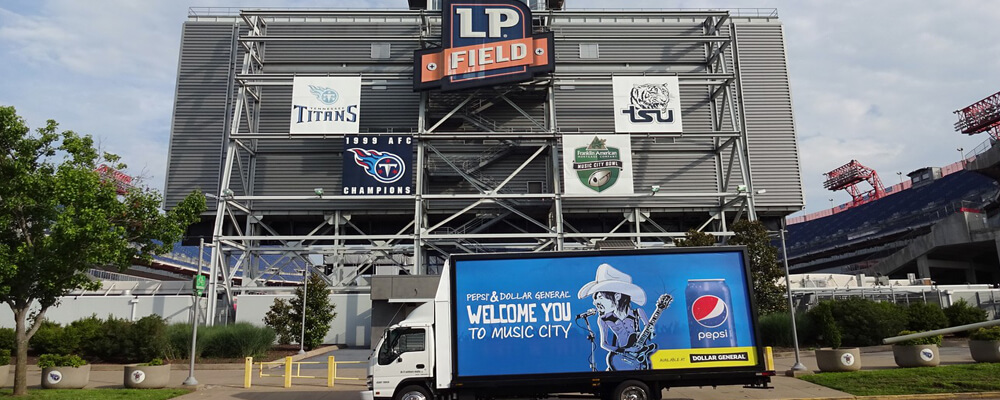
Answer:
[396,385,431,400]
[612,380,651,400]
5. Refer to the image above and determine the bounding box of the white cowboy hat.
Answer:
[577,263,646,306]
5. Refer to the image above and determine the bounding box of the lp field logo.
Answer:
[414,0,555,91]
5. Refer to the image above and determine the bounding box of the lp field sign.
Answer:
[414,0,554,91]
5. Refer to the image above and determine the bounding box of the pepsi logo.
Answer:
[691,295,729,328]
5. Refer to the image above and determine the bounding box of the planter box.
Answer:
[41,364,90,389]
[0,364,9,388]
[893,345,939,367]
[815,348,861,372]
[124,364,171,389]
[970,340,1000,363]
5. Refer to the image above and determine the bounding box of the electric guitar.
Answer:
[608,293,673,370]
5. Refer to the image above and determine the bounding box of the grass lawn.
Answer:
[800,363,1000,396]
[0,388,191,399]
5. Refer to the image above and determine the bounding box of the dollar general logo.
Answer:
[414,0,554,91]
[573,137,623,193]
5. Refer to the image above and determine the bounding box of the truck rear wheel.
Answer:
[612,380,651,400]
[396,385,431,400]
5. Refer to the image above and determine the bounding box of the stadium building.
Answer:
[159,2,804,342]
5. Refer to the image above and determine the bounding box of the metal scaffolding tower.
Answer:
[201,8,760,323]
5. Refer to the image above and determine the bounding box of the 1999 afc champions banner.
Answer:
[290,76,361,134]
[342,135,413,195]
[562,135,634,196]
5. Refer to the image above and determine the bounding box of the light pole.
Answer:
[896,171,902,184]
[299,268,309,355]
[828,198,834,209]
[183,238,205,386]
[957,147,965,164]
[779,226,808,375]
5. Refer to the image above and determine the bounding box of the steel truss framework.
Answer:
[202,9,762,322]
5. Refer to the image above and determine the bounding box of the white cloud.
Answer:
[2,0,999,215]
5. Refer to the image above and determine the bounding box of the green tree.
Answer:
[264,297,296,345]
[277,273,337,350]
[673,229,716,247]
[0,106,205,395]
[728,219,787,315]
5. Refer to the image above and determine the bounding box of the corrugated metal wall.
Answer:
[163,11,803,221]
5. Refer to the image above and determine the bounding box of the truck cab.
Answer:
[370,303,435,400]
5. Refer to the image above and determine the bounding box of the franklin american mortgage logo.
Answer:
[413,0,554,91]
[292,84,358,125]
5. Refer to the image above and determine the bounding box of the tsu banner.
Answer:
[342,135,413,195]
[562,135,633,196]
[290,76,361,134]
[613,76,684,133]
[413,0,554,91]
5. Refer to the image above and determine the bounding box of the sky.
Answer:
[1,1,998,216]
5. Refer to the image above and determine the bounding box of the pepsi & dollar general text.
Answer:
[686,279,737,348]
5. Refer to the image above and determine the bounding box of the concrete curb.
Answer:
[779,392,1000,400]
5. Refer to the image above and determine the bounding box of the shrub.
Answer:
[264,298,296,345]
[970,326,1000,341]
[129,315,169,363]
[141,358,166,366]
[758,311,812,348]
[30,321,79,356]
[67,315,104,358]
[905,302,948,332]
[828,298,907,347]
[0,349,10,366]
[37,354,87,368]
[944,299,988,337]
[0,328,14,351]
[165,323,215,360]
[894,330,942,346]
[91,316,132,362]
[202,323,276,359]
[805,302,841,348]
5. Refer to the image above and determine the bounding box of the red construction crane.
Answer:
[823,160,886,207]
[955,90,1000,140]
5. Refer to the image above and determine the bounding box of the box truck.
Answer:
[368,247,774,400]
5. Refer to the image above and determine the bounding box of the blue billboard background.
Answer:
[453,251,756,377]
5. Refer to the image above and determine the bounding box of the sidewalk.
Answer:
[5,342,997,400]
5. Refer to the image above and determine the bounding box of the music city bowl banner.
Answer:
[413,0,555,91]
[612,76,684,133]
[562,135,634,196]
[342,135,413,195]
[452,250,759,377]
[290,76,361,134]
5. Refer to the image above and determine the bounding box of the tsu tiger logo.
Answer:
[622,83,675,123]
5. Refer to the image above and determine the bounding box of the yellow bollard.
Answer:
[244,357,253,388]
[284,356,293,388]
[765,346,775,371]
[327,355,336,387]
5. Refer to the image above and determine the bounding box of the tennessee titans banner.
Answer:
[342,135,413,195]
[612,76,684,133]
[413,0,555,91]
[562,135,634,196]
[290,76,361,134]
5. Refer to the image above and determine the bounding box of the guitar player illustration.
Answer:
[577,263,673,371]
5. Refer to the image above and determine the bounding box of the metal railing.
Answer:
[244,355,363,388]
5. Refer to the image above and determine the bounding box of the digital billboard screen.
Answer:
[451,248,760,377]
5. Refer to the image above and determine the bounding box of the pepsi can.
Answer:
[686,279,737,348]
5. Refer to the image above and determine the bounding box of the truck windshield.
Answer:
[378,327,425,365]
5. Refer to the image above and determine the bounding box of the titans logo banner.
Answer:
[342,135,413,195]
